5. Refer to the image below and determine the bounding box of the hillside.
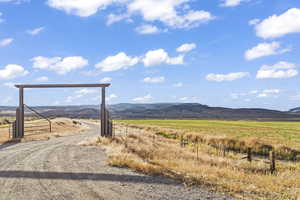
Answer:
[1,103,300,120]
[109,103,300,120]
[290,107,300,113]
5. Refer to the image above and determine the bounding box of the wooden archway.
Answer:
[14,83,111,138]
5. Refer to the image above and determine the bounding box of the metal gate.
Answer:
[23,104,52,135]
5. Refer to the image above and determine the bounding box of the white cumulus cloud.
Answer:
[27,27,45,35]
[256,61,298,79]
[176,43,196,53]
[75,88,97,96]
[47,0,116,17]
[0,12,4,23]
[0,38,13,47]
[220,0,244,7]
[0,64,28,80]
[206,72,249,82]
[128,0,214,28]
[245,42,290,61]
[179,96,198,102]
[47,0,214,29]
[231,89,281,100]
[248,18,260,25]
[31,56,88,75]
[173,82,183,87]
[35,76,49,82]
[65,88,97,103]
[133,94,152,102]
[3,82,17,88]
[106,93,117,101]
[257,89,281,98]
[106,13,129,25]
[249,90,258,94]
[135,24,163,34]
[100,77,112,83]
[0,0,28,3]
[95,52,139,72]
[143,76,165,83]
[143,49,184,67]
[255,8,300,39]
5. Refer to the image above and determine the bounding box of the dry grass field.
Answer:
[90,120,300,200]
[121,120,300,149]
[0,117,88,143]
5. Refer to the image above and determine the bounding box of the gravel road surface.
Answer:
[0,123,234,200]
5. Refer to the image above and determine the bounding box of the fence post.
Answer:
[125,124,128,148]
[9,123,11,139]
[112,121,115,138]
[269,151,276,174]
[222,145,226,157]
[196,140,199,161]
[153,134,155,146]
[180,135,183,147]
[15,108,20,139]
[13,121,15,139]
[247,148,252,162]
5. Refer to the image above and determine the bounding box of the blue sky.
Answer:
[0,0,300,110]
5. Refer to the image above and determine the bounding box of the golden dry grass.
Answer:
[0,118,88,143]
[120,120,300,150]
[118,121,300,161]
[89,123,300,200]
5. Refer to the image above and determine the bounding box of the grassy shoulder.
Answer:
[87,121,300,200]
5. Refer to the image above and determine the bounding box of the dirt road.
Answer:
[0,123,234,200]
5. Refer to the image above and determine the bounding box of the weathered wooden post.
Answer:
[152,134,155,146]
[105,109,112,137]
[180,135,183,147]
[269,151,276,174]
[49,121,52,133]
[125,124,128,148]
[101,87,106,137]
[196,140,199,161]
[222,145,226,157]
[111,121,114,138]
[247,148,252,162]
[19,87,24,138]
[180,135,186,147]
[13,121,17,139]
[15,108,19,139]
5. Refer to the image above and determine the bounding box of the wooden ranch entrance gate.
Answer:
[12,83,112,139]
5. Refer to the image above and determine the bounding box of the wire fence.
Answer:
[115,123,298,175]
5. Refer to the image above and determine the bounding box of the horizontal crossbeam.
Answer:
[15,84,110,88]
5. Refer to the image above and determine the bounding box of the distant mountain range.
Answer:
[109,103,300,120]
[1,103,300,120]
[289,107,300,113]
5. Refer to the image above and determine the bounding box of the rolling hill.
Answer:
[1,103,300,120]
[289,107,300,113]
